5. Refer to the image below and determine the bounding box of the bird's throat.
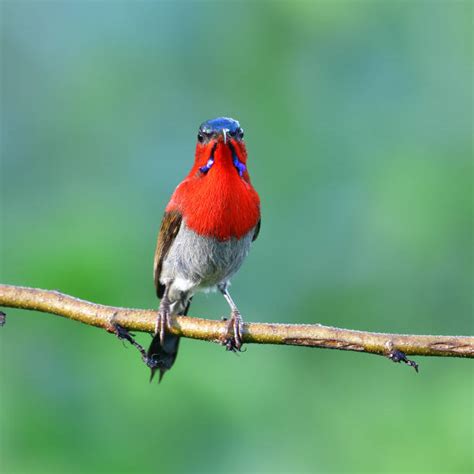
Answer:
[168,147,260,241]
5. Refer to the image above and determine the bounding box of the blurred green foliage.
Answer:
[1,1,473,473]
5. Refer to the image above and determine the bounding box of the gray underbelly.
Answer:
[160,223,254,292]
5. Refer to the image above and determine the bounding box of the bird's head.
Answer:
[193,117,248,179]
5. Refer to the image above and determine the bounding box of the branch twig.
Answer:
[1,284,473,367]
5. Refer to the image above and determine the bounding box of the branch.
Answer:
[1,284,473,369]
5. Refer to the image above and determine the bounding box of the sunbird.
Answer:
[147,117,261,381]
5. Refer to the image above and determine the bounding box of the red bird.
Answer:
[147,117,261,381]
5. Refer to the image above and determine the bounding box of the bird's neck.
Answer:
[167,153,260,241]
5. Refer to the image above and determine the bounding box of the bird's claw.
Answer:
[222,310,243,352]
[154,305,171,346]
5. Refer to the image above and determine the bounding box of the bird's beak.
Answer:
[222,129,228,144]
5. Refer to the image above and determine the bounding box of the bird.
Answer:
[146,117,261,382]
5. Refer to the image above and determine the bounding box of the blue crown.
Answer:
[199,117,240,134]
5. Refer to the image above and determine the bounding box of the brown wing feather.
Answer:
[252,218,261,242]
[153,210,183,299]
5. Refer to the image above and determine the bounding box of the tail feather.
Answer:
[147,298,192,383]
[148,333,180,382]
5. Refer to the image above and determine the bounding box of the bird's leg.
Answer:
[218,284,243,352]
[155,285,172,346]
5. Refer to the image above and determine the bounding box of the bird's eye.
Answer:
[237,128,244,139]
[197,132,205,143]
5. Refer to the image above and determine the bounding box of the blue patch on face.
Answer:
[199,142,246,177]
[199,156,215,174]
[200,117,240,135]
[232,149,246,177]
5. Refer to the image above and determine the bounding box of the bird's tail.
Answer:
[147,298,191,383]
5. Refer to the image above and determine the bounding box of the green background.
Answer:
[1,1,472,473]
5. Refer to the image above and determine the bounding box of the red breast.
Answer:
[166,138,260,241]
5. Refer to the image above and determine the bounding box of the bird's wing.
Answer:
[252,218,261,242]
[153,210,183,298]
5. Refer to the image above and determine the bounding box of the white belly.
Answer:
[160,222,255,302]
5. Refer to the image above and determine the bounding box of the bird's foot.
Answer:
[106,315,148,362]
[154,302,171,346]
[222,310,243,352]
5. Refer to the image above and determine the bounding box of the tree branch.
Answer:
[1,284,473,367]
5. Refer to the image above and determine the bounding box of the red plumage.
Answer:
[166,138,260,240]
